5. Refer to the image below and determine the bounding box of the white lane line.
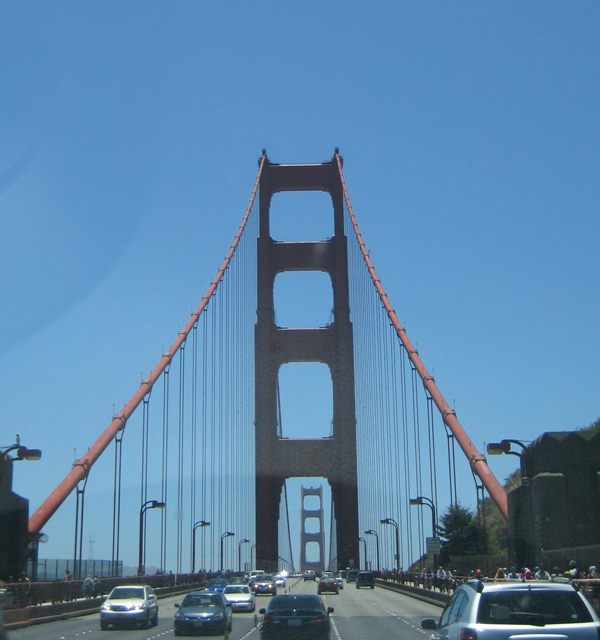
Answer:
[331,616,342,640]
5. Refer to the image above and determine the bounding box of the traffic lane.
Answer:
[8,592,262,640]
[318,582,442,640]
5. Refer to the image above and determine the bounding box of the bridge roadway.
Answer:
[8,579,442,640]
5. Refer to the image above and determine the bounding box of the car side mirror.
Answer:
[327,607,334,614]
[259,608,266,614]
[422,618,437,630]
[174,603,180,608]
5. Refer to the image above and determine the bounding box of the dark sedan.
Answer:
[252,574,277,596]
[259,594,334,640]
[173,591,232,636]
[317,575,340,595]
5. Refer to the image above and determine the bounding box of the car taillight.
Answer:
[460,629,478,640]
[263,613,275,622]
[313,613,328,623]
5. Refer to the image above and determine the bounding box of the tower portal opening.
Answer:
[269,191,333,242]
[278,363,333,439]
[274,271,333,329]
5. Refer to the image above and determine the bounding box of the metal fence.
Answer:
[31,559,122,582]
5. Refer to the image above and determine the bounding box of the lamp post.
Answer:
[487,439,532,478]
[238,539,250,572]
[220,531,235,573]
[250,544,256,570]
[410,496,437,570]
[380,518,401,570]
[358,537,368,570]
[138,500,165,576]
[192,520,210,573]
[365,529,380,572]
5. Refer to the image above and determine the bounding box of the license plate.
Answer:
[193,619,204,628]
[288,618,301,627]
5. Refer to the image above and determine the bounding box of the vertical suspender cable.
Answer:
[160,364,170,572]
[334,152,508,520]
[29,154,266,536]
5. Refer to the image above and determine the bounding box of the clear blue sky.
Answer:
[2,2,599,571]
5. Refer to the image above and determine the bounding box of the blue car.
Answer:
[206,578,229,592]
[174,591,232,636]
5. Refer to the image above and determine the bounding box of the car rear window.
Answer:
[182,594,222,607]
[269,596,323,611]
[110,587,144,599]
[477,589,593,625]
[224,586,249,594]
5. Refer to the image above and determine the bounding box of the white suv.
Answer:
[422,579,600,639]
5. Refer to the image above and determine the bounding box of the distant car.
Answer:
[229,576,247,585]
[304,570,316,581]
[253,575,277,596]
[422,579,600,639]
[356,571,375,589]
[259,594,334,640]
[222,585,256,612]
[317,575,340,595]
[174,591,232,636]
[206,577,229,592]
[346,570,358,583]
[334,572,344,589]
[275,573,287,588]
[248,570,265,587]
[100,584,159,630]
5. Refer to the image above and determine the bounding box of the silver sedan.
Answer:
[222,584,256,612]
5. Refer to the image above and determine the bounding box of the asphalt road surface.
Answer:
[8,579,442,640]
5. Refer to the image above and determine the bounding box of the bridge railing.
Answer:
[0,571,224,631]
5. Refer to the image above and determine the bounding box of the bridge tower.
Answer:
[299,486,326,573]
[255,152,359,573]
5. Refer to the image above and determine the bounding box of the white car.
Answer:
[422,579,600,639]
[100,584,159,630]
[222,585,255,612]
[274,573,287,588]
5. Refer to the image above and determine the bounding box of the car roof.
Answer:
[461,579,578,594]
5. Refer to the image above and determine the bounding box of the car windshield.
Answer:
[258,575,274,581]
[109,587,144,600]
[478,589,594,625]
[182,594,223,608]
[207,578,228,586]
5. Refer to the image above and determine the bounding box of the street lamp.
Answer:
[487,439,532,478]
[192,520,210,573]
[410,496,438,570]
[358,537,368,570]
[220,531,235,573]
[250,544,257,570]
[138,500,165,576]
[365,529,380,572]
[1,435,42,462]
[380,518,401,570]
[238,539,250,572]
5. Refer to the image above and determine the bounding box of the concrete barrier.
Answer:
[375,578,450,607]
[3,581,203,630]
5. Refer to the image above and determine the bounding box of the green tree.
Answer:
[438,503,483,565]
[578,417,600,434]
